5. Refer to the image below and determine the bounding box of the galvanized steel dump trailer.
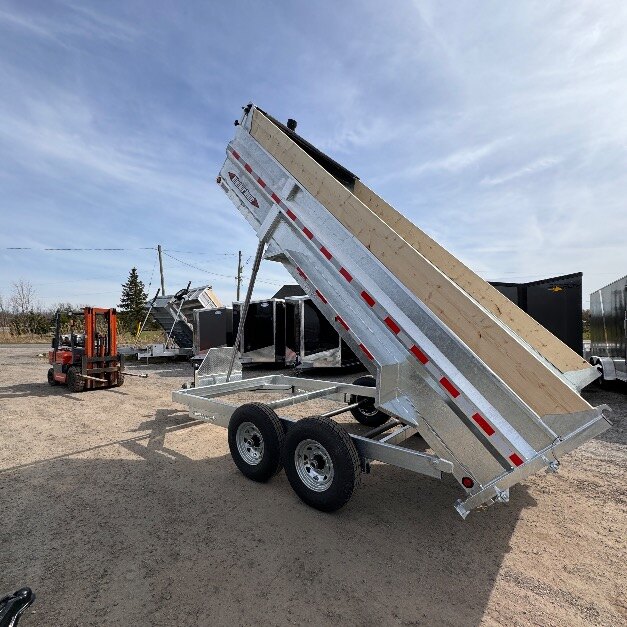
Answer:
[174,104,611,517]
[590,275,627,384]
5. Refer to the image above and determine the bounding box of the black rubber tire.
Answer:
[66,367,85,393]
[349,375,388,427]
[227,403,285,482]
[47,368,58,386]
[116,373,125,387]
[283,415,361,512]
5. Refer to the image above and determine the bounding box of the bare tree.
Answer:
[0,293,9,331]
[9,279,37,315]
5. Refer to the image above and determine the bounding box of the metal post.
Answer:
[157,244,166,296]
[236,250,242,301]
[136,290,160,341]
[227,240,265,382]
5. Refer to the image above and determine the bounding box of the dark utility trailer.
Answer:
[590,275,627,384]
[489,272,584,356]
[233,299,286,364]
[192,307,234,355]
[285,295,358,368]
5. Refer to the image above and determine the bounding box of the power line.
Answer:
[162,249,237,256]
[1,247,156,251]
[162,251,284,286]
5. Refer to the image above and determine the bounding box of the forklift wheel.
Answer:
[66,367,85,393]
[116,373,125,387]
[47,368,58,386]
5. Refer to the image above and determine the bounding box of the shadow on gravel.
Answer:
[1,409,532,627]
[582,383,627,446]
[0,382,84,402]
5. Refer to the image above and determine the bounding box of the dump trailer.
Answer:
[174,104,611,517]
[590,275,627,384]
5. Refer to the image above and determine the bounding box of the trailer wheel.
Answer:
[66,367,85,393]
[47,368,58,386]
[283,416,360,512]
[349,375,388,427]
[228,403,285,482]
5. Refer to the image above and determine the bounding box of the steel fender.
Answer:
[591,356,617,381]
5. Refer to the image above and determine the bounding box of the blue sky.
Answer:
[1,1,626,310]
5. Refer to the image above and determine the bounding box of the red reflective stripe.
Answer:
[472,413,495,436]
[296,267,308,280]
[509,453,524,467]
[302,226,314,240]
[271,192,281,204]
[361,291,375,307]
[439,377,460,398]
[339,267,353,282]
[257,177,266,188]
[384,316,400,334]
[244,163,252,173]
[359,344,374,360]
[320,246,332,260]
[231,149,240,160]
[286,209,297,221]
[315,290,327,304]
[410,345,429,364]
[335,315,349,331]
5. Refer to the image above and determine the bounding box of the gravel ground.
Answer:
[1,345,626,626]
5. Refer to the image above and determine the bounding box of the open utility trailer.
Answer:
[174,104,611,517]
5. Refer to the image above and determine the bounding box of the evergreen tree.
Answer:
[118,268,148,332]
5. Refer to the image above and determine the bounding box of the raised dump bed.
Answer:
[174,104,611,517]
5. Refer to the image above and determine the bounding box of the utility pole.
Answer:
[157,244,166,296]
[236,250,243,301]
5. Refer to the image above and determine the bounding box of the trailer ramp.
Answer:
[186,104,611,516]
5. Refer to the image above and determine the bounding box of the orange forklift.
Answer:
[47,308,124,392]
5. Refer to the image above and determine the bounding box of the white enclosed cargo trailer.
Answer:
[174,104,611,517]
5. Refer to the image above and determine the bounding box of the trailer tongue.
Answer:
[174,103,611,517]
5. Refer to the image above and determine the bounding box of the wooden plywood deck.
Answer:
[250,110,593,417]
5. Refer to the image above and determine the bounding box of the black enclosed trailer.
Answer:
[489,272,584,356]
[285,296,358,368]
[233,299,286,364]
[590,275,627,384]
[192,307,234,355]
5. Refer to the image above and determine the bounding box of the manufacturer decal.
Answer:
[228,172,259,207]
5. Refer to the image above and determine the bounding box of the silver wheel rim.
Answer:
[236,422,264,466]
[295,439,334,492]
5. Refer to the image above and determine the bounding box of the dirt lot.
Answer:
[1,345,626,626]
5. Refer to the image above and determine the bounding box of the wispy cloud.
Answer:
[481,156,562,186]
